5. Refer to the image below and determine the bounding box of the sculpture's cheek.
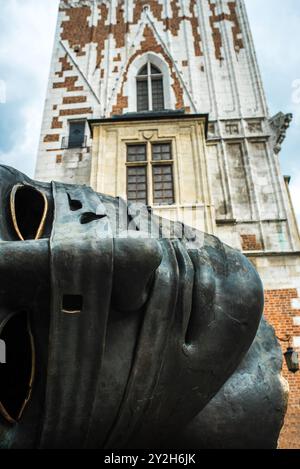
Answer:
[0,312,35,424]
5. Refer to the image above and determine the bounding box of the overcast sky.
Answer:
[0,0,299,224]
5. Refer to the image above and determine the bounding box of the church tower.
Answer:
[36,0,300,448]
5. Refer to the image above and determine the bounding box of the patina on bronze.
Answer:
[0,165,285,449]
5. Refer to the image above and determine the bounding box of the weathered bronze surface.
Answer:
[0,165,286,448]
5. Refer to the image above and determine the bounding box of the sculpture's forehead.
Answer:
[0,165,51,197]
[0,166,29,191]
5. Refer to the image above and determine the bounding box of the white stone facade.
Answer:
[36,0,300,253]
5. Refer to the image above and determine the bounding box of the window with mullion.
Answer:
[127,144,147,162]
[152,164,174,205]
[127,165,147,205]
[151,143,174,205]
[136,62,165,112]
[137,79,149,112]
[126,142,174,206]
[151,77,164,111]
[126,144,148,204]
[152,143,172,161]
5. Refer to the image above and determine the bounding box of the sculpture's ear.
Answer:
[112,233,163,312]
[0,311,35,424]
[10,184,48,241]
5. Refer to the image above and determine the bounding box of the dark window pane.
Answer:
[127,144,147,162]
[153,166,162,174]
[68,121,85,148]
[151,64,161,74]
[162,165,171,174]
[137,79,149,111]
[151,77,164,111]
[138,64,148,76]
[152,164,174,205]
[127,166,147,204]
[152,143,171,161]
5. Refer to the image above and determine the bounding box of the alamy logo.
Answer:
[0,339,6,364]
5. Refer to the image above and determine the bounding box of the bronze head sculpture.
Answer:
[0,165,286,449]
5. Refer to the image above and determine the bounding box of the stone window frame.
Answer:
[62,119,88,149]
[136,62,164,112]
[126,53,173,113]
[126,140,175,207]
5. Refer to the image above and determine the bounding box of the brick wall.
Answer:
[241,234,263,251]
[264,289,300,449]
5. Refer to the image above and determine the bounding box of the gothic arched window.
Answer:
[136,63,165,112]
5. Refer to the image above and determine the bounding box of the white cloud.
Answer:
[0,0,59,176]
[0,0,58,76]
[0,103,41,175]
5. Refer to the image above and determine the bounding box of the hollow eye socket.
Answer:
[10,184,48,241]
[0,312,35,423]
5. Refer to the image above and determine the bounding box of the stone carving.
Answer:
[269,112,293,155]
[0,165,286,449]
[247,120,263,133]
[142,130,154,140]
[225,122,239,135]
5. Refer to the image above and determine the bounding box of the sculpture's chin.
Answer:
[0,311,35,424]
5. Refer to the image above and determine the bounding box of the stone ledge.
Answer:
[245,251,300,258]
